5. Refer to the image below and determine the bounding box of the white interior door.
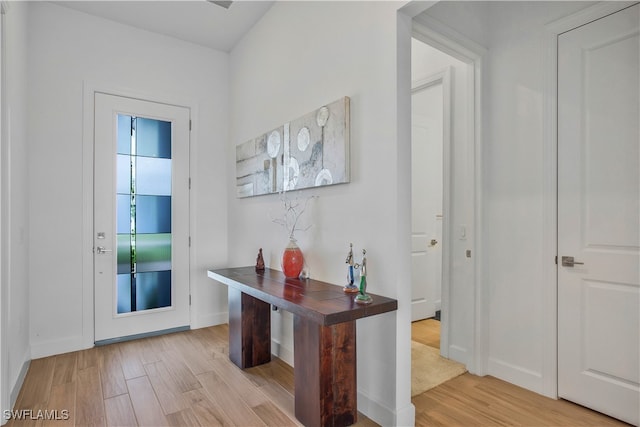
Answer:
[94,93,190,343]
[558,4,639,425]
[411,79,444,322]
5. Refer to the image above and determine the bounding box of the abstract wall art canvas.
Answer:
[236,97,350,198]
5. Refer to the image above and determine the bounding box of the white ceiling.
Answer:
[54,1,275,52]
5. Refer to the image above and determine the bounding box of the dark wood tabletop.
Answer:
[207,267,397,326]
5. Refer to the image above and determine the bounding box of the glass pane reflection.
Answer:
[117,274,132,314]
[116,195,131,234]
[117,155,132,195]
[136,271,171,311]
[136,195,171,234]
[117,234,132,275]
[136,118,171,159]
[115,115,173,315]
[136,157,171,196]
[136,233,171,273]
[117,115,131,155]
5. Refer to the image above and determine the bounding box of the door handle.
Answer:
[96,246,112,254]
[561,256,584,267]
[430,239,438,247]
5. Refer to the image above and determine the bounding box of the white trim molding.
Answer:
[411,67,453,358]
[412,13,487,376]
[0,5,6,423]
[82,80,198,351]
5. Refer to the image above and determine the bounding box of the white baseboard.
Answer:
[357,389,410,426]
[488,357,543,394]
[394,401,417,427]
[448,344,469,367]
[31,312,228,359]
[30,336,87,359]
[9,358,30,411]
[271,339,294,366]
[192,311,228,329]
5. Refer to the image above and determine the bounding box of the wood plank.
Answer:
[77,347,101,371]
[137,335,167,365]
[196,370,266,426]
[99,345,128,399]
[16,357,56,409]
[104,394,137,427]
[255,381,296,423]
[117,340,147,380]
[210,357,267,408]
[183,388,233,427]
[269,358,296,394]
[144,360,191,415]
[157,349,201,393]
[52,353,77,386]
[41,382,75,427]
[126,376,169,426]
[164,332,216,375]
[251,401,300,427]
[187,328,227,359]
[165,408,201,427]
[411,318,440,349]
[75,366,105,426]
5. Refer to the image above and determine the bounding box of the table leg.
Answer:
[228,288,271,369]
[293,315,357,427]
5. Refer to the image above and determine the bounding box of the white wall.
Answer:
[422,0,594,395]
[27,2,230,358]
[1,1,31,419]
[228,2,413,424]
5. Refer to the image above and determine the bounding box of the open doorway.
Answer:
[410,35,472,396]
[410,36,468,349]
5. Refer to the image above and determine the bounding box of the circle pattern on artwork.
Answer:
[316,106,330,127]
[297,127,310,152]
[267,130,281,158]
[315,168,333,186]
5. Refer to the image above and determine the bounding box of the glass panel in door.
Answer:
[116,115,172,314]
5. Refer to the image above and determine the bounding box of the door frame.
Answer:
[0,1,7,418]
[81,82,196,349]
[542,0,638,399]
[410,67,451,354]
[412,15,486,374]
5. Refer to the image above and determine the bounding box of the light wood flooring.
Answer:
[7,322,630,427]
[411,318,628,426]
[411,318,441,349]
[7,325,376,427]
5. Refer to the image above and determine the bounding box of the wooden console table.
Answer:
[207,267,397,427]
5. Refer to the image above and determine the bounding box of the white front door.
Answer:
[558,4,639,425]
[94,93,191,343]
[411,78,444,322]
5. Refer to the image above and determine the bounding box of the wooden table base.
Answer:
[227,290,358,427]
[211,267,397,427]
[228,288,271,368]
[294,316,357,427]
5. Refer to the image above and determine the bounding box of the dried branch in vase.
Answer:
[271,192,317,241]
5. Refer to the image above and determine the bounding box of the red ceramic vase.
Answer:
[282,239,304,278]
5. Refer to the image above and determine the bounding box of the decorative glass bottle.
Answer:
[282,239,304,278]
